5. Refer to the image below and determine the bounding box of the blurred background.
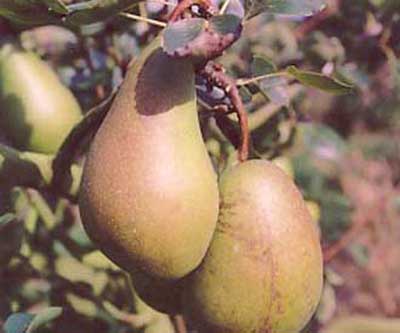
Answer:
[0,0,400,332]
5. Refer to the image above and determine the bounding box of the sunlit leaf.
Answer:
[245,0,327,20]
[26,307,62,333]
[287,66,354,95]
[66,294,97,317]
[55,256,108,295]
[82,250,120,271]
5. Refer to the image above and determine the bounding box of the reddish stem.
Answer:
[200,62,249,162]
[168,0,214,22]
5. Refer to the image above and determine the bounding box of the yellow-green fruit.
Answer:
[79,38,219,282]
[183,160,323,333]
[0,45,82,154]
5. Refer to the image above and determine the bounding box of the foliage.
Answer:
[0,0,399,332]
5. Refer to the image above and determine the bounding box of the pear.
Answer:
[79,38,219,283]
[0,45,82,154]
[183,160,323,333]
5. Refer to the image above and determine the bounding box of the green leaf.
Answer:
[4,313,34,333]
[0,213,15,226]
[0,0,61,25]
[65,0,141,25]
[26,307,62,333]
[208,14,242,35]
[162,18,206,55]
[245,0,327,20]
[66,294,97,317]
[286,66,354,95]
[251,55,277,76]
[162,15,242,62]
[42,0,69,14]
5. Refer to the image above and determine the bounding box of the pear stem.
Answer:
[199,62,250,162]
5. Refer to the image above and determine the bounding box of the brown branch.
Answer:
[199,62,249,161]
[169,0,214,22]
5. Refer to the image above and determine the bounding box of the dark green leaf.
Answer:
[251,55,277,76]
[4,313,34,333]
[245,0,327,20]
[0,0,61,25]
[162,15,242,62]
[65,0,141,25]
[208,14,242,35]
[42,0,69,14]
[287,66,354,95]
[162,18,206,55]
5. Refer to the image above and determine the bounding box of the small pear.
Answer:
[0,45,82,154]
[184,160,323,333]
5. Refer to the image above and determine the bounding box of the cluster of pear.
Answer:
[79,37,323,333]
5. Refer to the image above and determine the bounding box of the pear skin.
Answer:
[0,45,82,154]
[79,38,219,282]
[184,160,323,333]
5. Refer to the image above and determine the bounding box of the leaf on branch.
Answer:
[4,308,61,333]
[250,55,289,106]
[41,0,69,14]
[286,65,354,95]
[26,307,63,333]
[0,0,62,25]
[65,0,141,25]
[162,15,242,64]
[162,18,206,55]
[251,55,277,76]
[244,0,327,20]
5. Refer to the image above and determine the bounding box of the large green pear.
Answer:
[183,160,323,333]
[79,38,219,282]
[0,45,82,154]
